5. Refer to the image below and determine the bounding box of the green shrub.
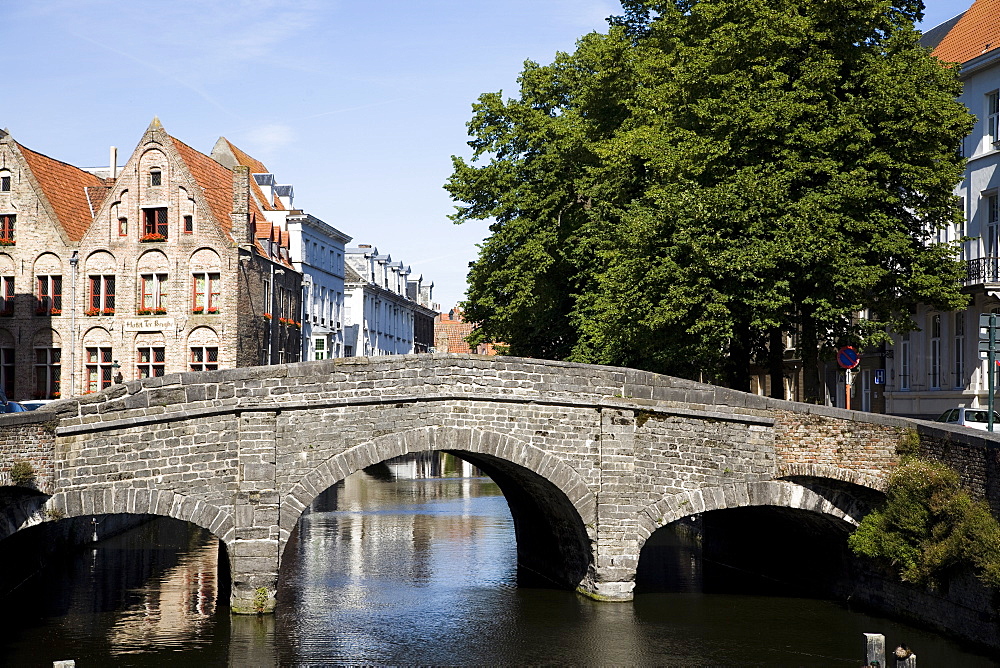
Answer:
[9,460,35,485]
[849,458,1000,589]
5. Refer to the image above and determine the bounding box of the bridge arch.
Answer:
[37,487,235,545]
[637,479,875,549]
[280,425,597,589]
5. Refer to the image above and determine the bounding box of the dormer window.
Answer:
[150,169,162,187]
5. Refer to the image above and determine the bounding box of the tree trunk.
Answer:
[725,318,753,392]
[768,326,785,400]
[800,307,823,404]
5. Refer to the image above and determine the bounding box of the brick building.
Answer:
[433,307,497,355]
[0,118,300,400]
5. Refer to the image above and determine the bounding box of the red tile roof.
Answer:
[932,0,1000,63]
[216,137,277,211]
[17,143,105,241]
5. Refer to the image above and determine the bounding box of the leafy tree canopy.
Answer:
[446,0,972,393]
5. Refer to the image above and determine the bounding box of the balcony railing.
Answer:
[966,257,1000,285]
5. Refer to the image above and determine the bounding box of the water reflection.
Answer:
[1,453,998,666]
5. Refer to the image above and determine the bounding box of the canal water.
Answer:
[1,454,997,666]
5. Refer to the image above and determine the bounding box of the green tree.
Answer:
[447,0,972,394]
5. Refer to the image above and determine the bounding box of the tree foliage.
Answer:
[849,458,1000,589]
[446,0,972,393]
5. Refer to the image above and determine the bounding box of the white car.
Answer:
[935,407,1000,430]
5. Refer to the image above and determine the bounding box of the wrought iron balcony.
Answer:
[966,257,1000,285]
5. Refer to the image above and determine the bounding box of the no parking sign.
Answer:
[837,346,860,369]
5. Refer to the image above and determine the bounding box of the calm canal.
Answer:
[1,454,997,666]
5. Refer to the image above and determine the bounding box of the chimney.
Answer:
[109,146,118,180]
[231,165,252,245]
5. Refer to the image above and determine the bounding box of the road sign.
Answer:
[837,346,860,369]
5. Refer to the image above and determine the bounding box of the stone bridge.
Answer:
[0,354,996,613]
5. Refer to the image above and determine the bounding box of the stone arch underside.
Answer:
[637,479,877,549]
[31,487,235,546]
[280,425,597,590]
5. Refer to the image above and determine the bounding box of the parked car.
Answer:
[2,401,26,413]
[935,407,1000,430]
[20,400,54,411]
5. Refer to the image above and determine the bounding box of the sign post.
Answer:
[979,314,1000,431]
[837,346,861,410]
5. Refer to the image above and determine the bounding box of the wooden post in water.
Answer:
[893,643,916,667]
[864,633,886,666]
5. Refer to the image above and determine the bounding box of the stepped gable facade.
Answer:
[0,119,301,401]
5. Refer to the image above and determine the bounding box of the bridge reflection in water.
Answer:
[1,453,997,665]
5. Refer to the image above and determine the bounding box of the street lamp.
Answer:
[111,359,121,384]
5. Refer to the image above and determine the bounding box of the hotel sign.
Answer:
[123,317,175,332]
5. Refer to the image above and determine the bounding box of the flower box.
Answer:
[263,313,272,320]
[85,308,101,316]
[37,307,61,316]
[191,307,204,314]
[137,307,168,316]
[0,238,15,247]
[140,233,167,243]
[0,309,13,317]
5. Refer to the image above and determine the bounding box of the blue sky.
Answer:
[4,0,974,310]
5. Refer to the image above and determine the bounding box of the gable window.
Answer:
[989,91,1000,147]
[184,215,194,233]
[192,272,220,313]
[0,171,10,192]
[136,346,165,378]
[190,346,218,371]
[36,275,62,315]
[85,347,113,393]
[88,275,115,315]
[0,276,13,316]
[34,347,60,399]
[118,217,128,236]
[139,273,168,313]
[142,208,168,241]
[150,169,162,187]
[0,214,14,245]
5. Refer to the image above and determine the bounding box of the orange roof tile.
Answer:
[218,138,277,211]
[932,0,1000,63]
[17,143,104,241]
[169,135,270,250]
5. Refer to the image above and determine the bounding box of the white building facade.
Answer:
[885,3,1000,417]
[343,246,437,357]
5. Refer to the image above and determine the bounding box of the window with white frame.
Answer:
[989,90,999,147]
[954,312,965,388]
[0,170,10,192]
[136,346,165,378]
[0,276,12,315]
[0,347,12,400]
[900,332,911,391]
[85,347,113,393]
[190,346,218,372]
[140,273,168,313]
[34,347,60,399]
[930,314,941,389]
[36,275,61,315]
[192,272,220,313]
[88,275,115,314]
